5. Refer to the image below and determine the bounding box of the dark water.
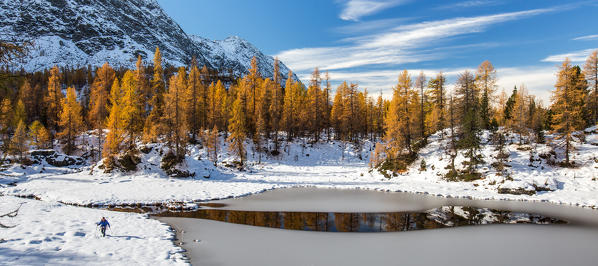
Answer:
[153,206,567,232]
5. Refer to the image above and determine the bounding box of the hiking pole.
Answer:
[94,225,98,238]
[109,227,114,236]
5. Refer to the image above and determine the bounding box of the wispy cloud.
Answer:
[436,0,499,10]
[573,34,598,41]
[278,7,556,73]
[338,0,408,21]
[334,17,414,34]
[542,48,598,62]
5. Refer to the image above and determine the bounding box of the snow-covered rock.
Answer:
[30,150,85,167]
[498,180,536,195]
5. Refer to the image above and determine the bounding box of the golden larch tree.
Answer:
[186,63,203,141]
[121,70,144,148]
[385,70,415,158]
[163,69,188,157]
[12,99,25,128]
[104,78,126,157]
[307,68,322,141]
[551,58,587,165]
[228,94,247,166]
[0,98,13,152]
[9,120,28,162]
[57,87,84,155]
[204,125,219,166]
[29,120,50,149]
[476,60,497,129]
[143,47,166,143]
[88,62,115,159]
[45,66,64,144]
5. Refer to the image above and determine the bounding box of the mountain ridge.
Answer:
[0,0,296,82]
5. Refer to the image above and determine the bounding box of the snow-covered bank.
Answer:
[157,217,598,266]
[1,128,598,209]
[0,196,187,265]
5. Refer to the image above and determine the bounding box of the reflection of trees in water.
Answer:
[333,213,360,232]
[154,206,566,232]
[283,212,304,230]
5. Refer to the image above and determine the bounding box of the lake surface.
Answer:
[153,188,598,266]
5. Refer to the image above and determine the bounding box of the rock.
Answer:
[532,177,558,192]
[29,150,85,167]
[498,180,536,195]
[497,187,536,196]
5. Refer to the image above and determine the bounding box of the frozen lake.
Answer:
[155,188,598,266]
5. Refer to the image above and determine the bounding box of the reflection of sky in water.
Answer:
[154,206,567,233]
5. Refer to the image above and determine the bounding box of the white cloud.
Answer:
[301,65,557,104]
[496,66,557,104]
[339,0,407,21]
[436,0,499,10]
[573,34,598,41]
[542,48,598,63]
[278,7,555,73]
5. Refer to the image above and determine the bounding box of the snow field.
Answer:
[0,196,187,265]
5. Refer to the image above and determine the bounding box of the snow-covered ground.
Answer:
[1,127,598,208]
[1,128,597,265]
[0,196,187,265]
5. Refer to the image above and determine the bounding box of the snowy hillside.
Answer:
[2,128,597,209]
[0,0,296,81]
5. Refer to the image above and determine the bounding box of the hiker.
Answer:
[97,217,111,237]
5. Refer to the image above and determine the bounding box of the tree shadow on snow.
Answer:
[108,235,144,240]
[0,246,94,265]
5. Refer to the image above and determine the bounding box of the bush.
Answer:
[379,153,418,173]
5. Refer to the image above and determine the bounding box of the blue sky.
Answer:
[157,0,598,102]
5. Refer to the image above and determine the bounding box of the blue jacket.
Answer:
[97,220,110,228]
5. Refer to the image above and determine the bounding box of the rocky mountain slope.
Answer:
[0,0,295,81]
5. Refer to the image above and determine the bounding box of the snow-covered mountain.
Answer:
[0,0,296,81]
[190,35,293,81]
